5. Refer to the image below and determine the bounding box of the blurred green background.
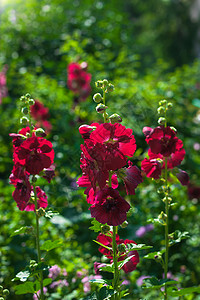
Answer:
[0,0,200,299]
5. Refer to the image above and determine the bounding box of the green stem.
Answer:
[164,158,169,300]
[112,226,120,300]
[33,182,44,300]
[103,89,107,123]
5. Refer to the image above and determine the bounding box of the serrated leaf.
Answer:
[90,278,111,285]
[40,239,62,251]
[144,250,165,260]
[10,226,33,237]
[98,286,116,300]
[15,282,35,295]
[118,255,135,269]
[143,277,177,289]
[93,240,112,251]
[125,243,153,252]
[169,230,190,246]
[89,219,102,233]
[167,286,200,296]
[45,210,59,219]
[99,264,114,273]
[14,270,30,282]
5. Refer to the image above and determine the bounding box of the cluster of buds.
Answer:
[93,79,121,124]
[0,286,9,300]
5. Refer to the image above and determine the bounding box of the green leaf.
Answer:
[192,98,200,108]
[125,243,153,252]
[43,278,52,287]
[90,278,111,285]
[169,230,190,246]
[89,219,102,233]
[144,249,165,260]
[148,217,166,226]
[143,277,177,289]
[118,255,135,269]
[14,271,30,282]
[167,286,200,296]
[10,226,33,237]
[98,286,115,300]
[15,282,35,295]
[45,210,59,219]
[99,264,114,273]
[93,240,112,251]
[40,239,62,251]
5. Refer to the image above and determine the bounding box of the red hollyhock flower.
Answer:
[119,240,140,273]
[97,233,124,259]
[145,126,183,157]
[89,123,136,170]
[30,100,49,121]
[96,233,139,273]
[10,127,31,149]
[90,187,130,226]
[42,164,56,183]
[123,162,143,195]
[15,136,54,175]
[25,186,48,211]
[12,174,31,211]
[67,62,91,100]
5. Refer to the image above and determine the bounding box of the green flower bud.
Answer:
[25,93,31,99]
[118,243,126,253]
[120,221,128,228]
[93,93,103,103]
[0,297,4,300]
[32,176,37,183]
[170,126,177,133]
[159,99,167,106]
[34,128,46,137]
[106,83,114,93]
[36,207,46,217]
[158,117,166,125]
[0,286,3,292]
[28,99,35,106]
[96,103,107,113]
[21,107,29,115]
[20,116,29,125]
[167,102,173,109]
[3,290,9,296]
[101,224,110,234]
[20,95,26,102]
[157,106,165,114]
[109,113,122,124]
[95,80,103,88]
[102,79,108,88]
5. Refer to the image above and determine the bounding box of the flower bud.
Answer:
[158,117,166,125]
[157,106,165,115]
[159,99,167,106]
[80,61,88,70]
[102,79,108,88]
[36,207,46,217]
[0,286,3,292]
[0,297,4,300]
[21,107,29,115]
[93,93,103,103]
[109,114,122,124]
[167,102,173,109]
[118,243,126,253]
[95,80,103,88]
[20,95,26,102]
[101,224,110,234]
[3,290,9,296]
[170,126,177,133]
[32,176,37,183]
[120,221,128,228]
[20,116,29,125]
[25,93,31,98]
[34,128,46,137]
[28,99,35,106]
[96,103,107,113]
[106,83,114,92]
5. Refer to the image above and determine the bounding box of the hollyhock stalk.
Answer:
[112,226,120,299]
[164,158,169,300]
[33,178,44,300]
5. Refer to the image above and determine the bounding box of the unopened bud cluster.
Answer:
[157,99,173,126]
[94,79,122,123]
[20,93,35,126]
[0,286,9,300]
